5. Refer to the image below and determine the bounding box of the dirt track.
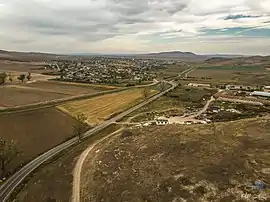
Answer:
[72,128,123,202]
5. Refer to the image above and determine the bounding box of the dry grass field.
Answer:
[58,89,157,126]
[81,117,270,202]
[0,107,80,177]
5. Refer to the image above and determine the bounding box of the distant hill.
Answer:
[140,51,205,61]
[0,49,73,62]
[148,51,196,56]
[133,51,244,62]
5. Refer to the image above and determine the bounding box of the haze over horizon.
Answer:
[0,0,270,55]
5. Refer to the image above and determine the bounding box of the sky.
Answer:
[0,0,270,55]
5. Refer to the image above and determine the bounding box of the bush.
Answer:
[0,73,7,85]
[121,130,134,138]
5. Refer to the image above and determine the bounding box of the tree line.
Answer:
[0,72,32,85]
[0,137,19,180]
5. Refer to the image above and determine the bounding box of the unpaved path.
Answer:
[71,128,123,202]
[192,96,215,118]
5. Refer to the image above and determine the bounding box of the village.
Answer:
[45,57,178,85]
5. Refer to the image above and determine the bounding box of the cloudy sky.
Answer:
[0,0,270,55]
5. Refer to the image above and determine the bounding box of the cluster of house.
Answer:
[45,57,177,84]
[225,85,259,91]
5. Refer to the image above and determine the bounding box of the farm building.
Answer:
[226,85,258,91]
[188,83,211,88]
[250,91,270,98]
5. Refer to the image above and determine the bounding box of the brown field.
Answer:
[58,89,157,126]
[0,81,115,108]
[0,107,80,177]
[0,61,49,73]
[23,81,116,95]
[0,86,67,107]
[81,117,270,202]
[52,81,119,89]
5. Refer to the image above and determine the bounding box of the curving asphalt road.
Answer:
[0,67,194,202]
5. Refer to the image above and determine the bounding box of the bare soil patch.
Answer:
[81,118,270,202]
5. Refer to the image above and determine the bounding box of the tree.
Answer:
[159,82,167,92]
[73,113,88,141]
[8,73,13,84]
[142,88,151,99]
[0,73,7,85]
[17,74,26,83]
[26,72,32,81]
[59,68,65,80]
[0,137,19,179]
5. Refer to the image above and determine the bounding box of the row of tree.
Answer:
[0,72,32,85]
[0,137,18,179]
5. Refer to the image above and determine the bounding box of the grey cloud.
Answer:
[0,0,269,54]
[1,0,191,42]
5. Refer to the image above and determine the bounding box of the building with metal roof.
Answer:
[250,91,270,97]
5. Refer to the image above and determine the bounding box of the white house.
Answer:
[155,117,169,125]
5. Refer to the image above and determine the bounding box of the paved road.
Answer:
[0,67,193,201]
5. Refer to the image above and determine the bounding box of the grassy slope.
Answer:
[81,117,270,202]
